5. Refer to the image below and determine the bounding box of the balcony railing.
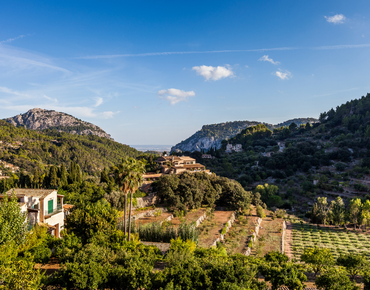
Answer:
[45,204,63,217]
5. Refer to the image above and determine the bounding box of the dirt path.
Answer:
[284,220,293,259]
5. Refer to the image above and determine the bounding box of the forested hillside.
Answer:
[171,118,318,153]
[0,120,138,174]
[5,108,112,139]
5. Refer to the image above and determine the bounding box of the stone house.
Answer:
[0,189,65,238]
[225,143,243,153]
[143,156,209,182]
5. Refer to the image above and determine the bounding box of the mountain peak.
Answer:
[4,108,113,140]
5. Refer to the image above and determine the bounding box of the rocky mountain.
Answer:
[171,118,318,152]
[4,108,113,140]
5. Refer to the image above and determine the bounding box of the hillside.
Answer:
[5,108,112,140]
[171,118,318,152]
[0,120,138,175]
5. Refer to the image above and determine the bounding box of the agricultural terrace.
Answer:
[134,211,173,226]
[169,208,206,227]
[291,222,370,261]
[198,210,234,247]
[251,210,284,257]
[223,207,257,254]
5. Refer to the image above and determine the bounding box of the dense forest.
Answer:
[0,120,139,174]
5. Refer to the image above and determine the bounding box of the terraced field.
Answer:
[291,222,370,260]
[198,210,234,247]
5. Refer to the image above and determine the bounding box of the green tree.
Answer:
[0,194,27,245]
[348,198,362,229]
[315,267,359,290]
[114,158,146,240]
[65,200,118,243]
[300,247,334,277]
[336,253,369,280]
[256,205,266,218]
[329,197,345,226]
[260,261,307,290]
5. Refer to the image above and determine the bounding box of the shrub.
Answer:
[256,205,266,218]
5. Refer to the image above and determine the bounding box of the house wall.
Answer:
[45,212,64,234]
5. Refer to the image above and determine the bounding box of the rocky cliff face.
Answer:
[5,108,113,140]
[171,121,260,153]
[171,118,319,153]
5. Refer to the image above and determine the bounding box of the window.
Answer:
[48,199,53,214]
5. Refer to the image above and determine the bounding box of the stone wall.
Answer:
[195,211,207,227]
[211,212,236,247]
[244,217,263,256]
[281,221,286,254]
[135,193,158,209]
[141,241,171,254]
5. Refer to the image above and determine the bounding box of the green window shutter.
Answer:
[48,200,53,214]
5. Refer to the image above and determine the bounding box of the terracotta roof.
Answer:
[5,188,59,199]
[179,156,195,161]
[63,204,74,210]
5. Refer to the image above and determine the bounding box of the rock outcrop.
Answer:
[5,108,113,140]
[171,118,319,153]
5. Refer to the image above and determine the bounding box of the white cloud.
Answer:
[325,14,346,24]
[192,65,234,81]
[259,55,280,65]
[158,88,195,105]
[94,97,103,107]
[274,69,292,80]
[0,35,26,44]
[43,95,58,103]
[0,86,29,97]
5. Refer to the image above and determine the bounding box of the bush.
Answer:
[315,267,359,290]
[256,205,266,218]
[275,209,286,218]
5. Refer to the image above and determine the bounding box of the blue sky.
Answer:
[0,1,370,145]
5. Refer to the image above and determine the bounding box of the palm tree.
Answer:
[114,158,146,240]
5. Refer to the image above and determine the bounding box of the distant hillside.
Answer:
[171,118,318,152]
[0,120,138,174]
[171,121,262,152]
[5,108,112,140]
[275,118,319,128]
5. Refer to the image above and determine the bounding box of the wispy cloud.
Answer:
[0,86,29,97]
[94,97,103,107]
[43,95,58,103]
[192,65,234,81]
[77,43,370,60]
[312,87,359,98]
[259,55,280,65]
[0,34,26,44]
[325,14,346,24]
[274,69,292,80]
[158,88,195,105]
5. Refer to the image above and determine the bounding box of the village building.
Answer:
[202,154,215,159]
[142,156,210,182]
[0,189,65,238]
[225,143,243,153]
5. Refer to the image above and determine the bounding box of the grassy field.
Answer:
[223,208,257,254]
[291,222,370,260]
[170,208,206,228]
[251,210,283,257]
[198,210,234,248]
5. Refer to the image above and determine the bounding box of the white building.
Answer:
[1,189,65,238]
[225,143,243,153]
